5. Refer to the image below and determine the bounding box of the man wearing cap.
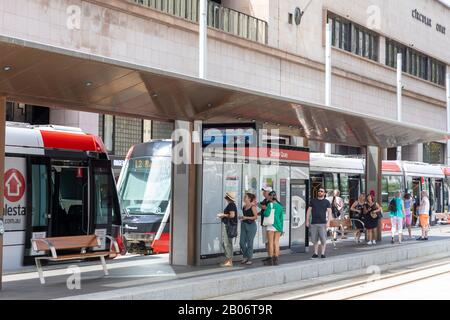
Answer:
[217,192,238,267]
[258,186,272,251]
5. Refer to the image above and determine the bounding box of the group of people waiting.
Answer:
[218,185,432,267]
[218,186,284,268]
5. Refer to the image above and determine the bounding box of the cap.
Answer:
[261,186,273,192]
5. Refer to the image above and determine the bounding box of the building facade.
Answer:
[3,0,449,164]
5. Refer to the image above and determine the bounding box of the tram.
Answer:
[2,122,122,270]
[117,140,171,255]
[310,154,450,227]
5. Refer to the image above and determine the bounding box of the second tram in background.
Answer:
[117,140,171,255]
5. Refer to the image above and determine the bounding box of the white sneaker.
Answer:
[372,240,376,245]
[367,241,372,246]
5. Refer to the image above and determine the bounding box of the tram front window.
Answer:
[119,157,171,215]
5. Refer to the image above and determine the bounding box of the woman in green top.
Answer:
[263,191,284,266]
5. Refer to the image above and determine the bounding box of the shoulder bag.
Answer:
[262,203,275,226]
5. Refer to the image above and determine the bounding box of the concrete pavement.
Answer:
[0,225,449,300]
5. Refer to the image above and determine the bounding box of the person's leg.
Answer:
[222,224,233,264]
[267,231,274,258]
[240,223,248,260]
[320,225,327,255]
[391,217,397,242]
[397,217,403,243]
[247,223,257,261]
[310,225,319,256]
[274,232,281,259]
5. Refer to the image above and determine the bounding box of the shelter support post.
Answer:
[365,146,383,242]
[170,120,200,266]
[0,97,6,290]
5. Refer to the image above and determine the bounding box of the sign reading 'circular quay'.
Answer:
[412,9,446,35]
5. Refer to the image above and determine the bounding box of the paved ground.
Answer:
[1,224,449,300]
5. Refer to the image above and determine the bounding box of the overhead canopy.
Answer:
[0,36,448,148]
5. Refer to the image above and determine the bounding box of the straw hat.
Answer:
[224,192,236,202]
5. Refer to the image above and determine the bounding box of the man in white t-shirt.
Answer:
[417,190,430,241]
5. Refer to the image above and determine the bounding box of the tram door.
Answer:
[348,176,360,207]
[50,163,89,237]
[435,180,443,214]
[290,180,308,253]
[411,178,421,226]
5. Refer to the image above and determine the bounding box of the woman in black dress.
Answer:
[363,194,381,245]
[350,193,366,243]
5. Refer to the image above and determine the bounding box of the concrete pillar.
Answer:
[0,97,6,289]
[365,146,382,242]
[170,121,200,266]
[446,67,450,164]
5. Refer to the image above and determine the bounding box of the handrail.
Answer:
[133,0,268,45]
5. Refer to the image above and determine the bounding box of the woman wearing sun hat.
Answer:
[217,192,238,267]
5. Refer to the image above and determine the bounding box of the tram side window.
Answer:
[382,175,403,212]
[324,174,334,195]
[32,164,48,227]
[93,168,120,226]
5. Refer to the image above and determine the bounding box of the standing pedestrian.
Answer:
[417,190,430,241]
[259,186,272,252]
[363,194,381,245]
[239,193,258,265]
[350,193,366,244]
[389,191,405,244]
[403,193,414,240]
[306,187,332,259]
[330,189,344,241]
[263,191,284,266]
[217,192,238,267]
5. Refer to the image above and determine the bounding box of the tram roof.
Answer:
[0,36,448,148]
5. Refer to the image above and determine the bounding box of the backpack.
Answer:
[388,198,397,212]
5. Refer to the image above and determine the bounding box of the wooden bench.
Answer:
[31,234,120,284]
[329,218,366,248]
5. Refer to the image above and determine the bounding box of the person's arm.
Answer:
[327,207,332,227]
[306,207,312,227]
[374,203,382,214]
[350,202,358,213]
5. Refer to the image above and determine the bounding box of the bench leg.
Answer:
[100,256,109,276]
[35,259,45,284]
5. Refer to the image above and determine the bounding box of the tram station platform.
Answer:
[1,225,450,300]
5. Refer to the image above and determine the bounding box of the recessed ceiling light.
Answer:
[85,81,93,87]
[251,119,256,122]
[3,66,12,72]
[152,93,158,98]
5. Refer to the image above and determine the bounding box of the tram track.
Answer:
[286,259,450,300]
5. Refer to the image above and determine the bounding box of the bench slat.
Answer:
[40,251,116,261]
[32,235,99,251]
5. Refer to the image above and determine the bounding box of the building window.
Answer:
[328,13,379,62]
[385,38,446,86]
[423,142,445,164]
[103,115,115,153]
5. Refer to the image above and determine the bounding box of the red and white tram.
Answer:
[2,122,122,270]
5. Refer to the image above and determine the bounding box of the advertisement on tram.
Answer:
[2,123,123,271]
